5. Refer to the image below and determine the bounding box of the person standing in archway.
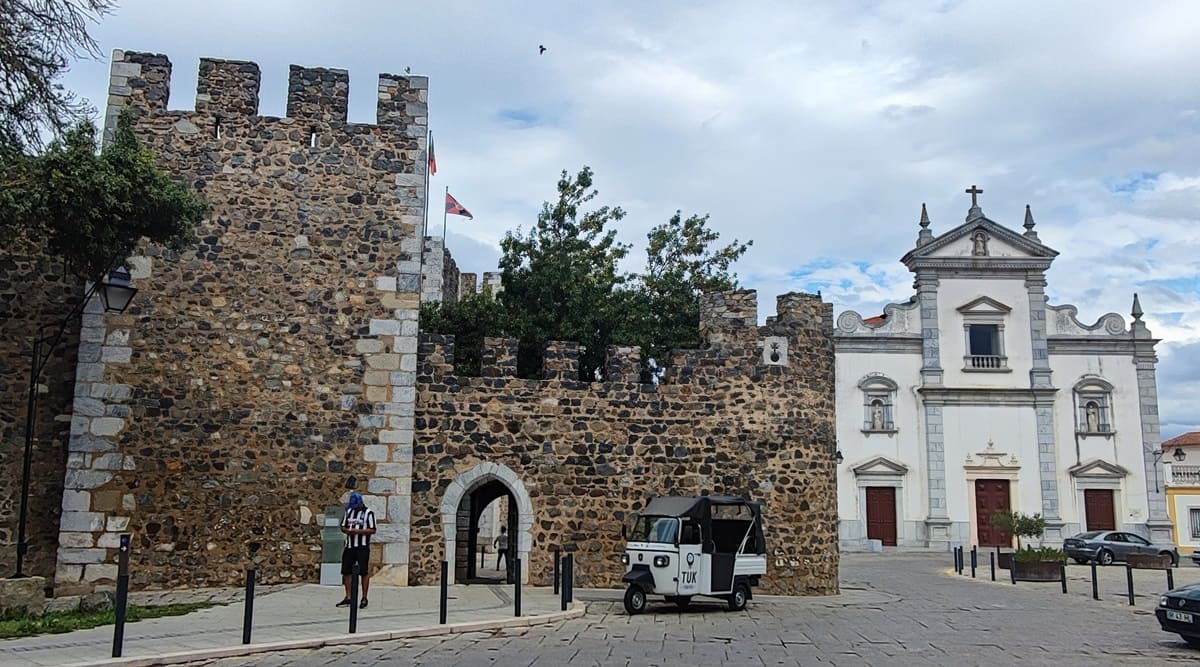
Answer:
[337,492,376,609]
[494,526,509,572]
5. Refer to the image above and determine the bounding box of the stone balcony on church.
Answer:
[1165,464,1200,487]
[964,354,1007,370]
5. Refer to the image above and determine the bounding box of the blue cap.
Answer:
[348,492,363,508]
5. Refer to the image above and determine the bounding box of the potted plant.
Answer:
[991,511,1065,581]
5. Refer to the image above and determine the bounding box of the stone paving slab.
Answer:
[0,583,571,667]
[202,553,1200,666]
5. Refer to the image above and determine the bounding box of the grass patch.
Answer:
[0,602,215,639]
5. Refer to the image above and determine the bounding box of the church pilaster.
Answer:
[1026,272,1061,533]
[915,271,951,546]
[1131,295,1173,542]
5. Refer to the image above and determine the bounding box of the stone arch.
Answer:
[440,462,533,585]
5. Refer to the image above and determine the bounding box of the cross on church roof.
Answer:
[965,185,983,207]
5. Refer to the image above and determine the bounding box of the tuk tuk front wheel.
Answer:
[623,585,647,615]
[727,583,749,612]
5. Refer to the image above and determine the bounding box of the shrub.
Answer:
[990,511,1046,550]
[1013,546,1066,563]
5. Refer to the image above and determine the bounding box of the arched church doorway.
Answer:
[440,462,533,586]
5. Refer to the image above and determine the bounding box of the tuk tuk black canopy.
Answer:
[639,495,766,556]
[642,495,758,520]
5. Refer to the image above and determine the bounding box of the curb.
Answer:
[59,603,586,667]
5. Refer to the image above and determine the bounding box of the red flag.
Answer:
[445,192,473,219]
[428,136,437,175]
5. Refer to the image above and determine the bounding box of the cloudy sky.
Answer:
[62,0,1200,438]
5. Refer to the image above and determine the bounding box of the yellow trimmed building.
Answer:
[1164,432,1200,555]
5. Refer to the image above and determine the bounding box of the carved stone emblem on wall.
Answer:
[971,230,990,256]
[762,336,788,366]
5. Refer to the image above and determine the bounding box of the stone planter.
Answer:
[996,551,1013,570]
[1011,560,1062,582]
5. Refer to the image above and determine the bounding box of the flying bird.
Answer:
[539,45,547,55]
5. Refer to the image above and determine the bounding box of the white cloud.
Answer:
[59,0,1200,437]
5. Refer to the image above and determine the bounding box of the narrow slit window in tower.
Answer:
[309,128,318,147]
[214,117,222,139]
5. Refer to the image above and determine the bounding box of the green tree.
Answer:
[990,511,1047,550]
[4,111,206,281]
[421,167,752,381]
[622,211,752,370]
[498,167,630,378]
[0,0,114,152]
[419,288,509,376]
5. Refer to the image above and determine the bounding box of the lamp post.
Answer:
[12,269,137,578]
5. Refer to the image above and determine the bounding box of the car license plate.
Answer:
[1167,610,1194,623]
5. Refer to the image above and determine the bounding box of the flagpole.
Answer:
[422,131,431,239]
[442,185,448,240]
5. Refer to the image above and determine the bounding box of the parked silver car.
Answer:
[1063,530,1178,566]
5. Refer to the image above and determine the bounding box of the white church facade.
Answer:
[834,190,1172,550]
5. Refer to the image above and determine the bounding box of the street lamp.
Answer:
[12,270,137,578]
[97,268,137,314]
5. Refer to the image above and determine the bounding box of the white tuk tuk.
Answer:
[620,495,767,614]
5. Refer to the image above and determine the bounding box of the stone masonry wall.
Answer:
[0,239,82,579]
[411,290,839,595]
[50,50,429,594]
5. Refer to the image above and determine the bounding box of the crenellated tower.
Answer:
[53,50,430,594]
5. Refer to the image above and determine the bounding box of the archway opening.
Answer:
[455,480,518,583]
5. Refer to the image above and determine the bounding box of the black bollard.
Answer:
[112,534,131,658]
[514,557,522,617]
[242,569,256,645]
[1060,563,1067,594]
[1091,560,1099,600]
[560,557,568,612]
[439,560,448,625]
[971,547,977,579]
[553,549,560,595]
[1168,566,1175,591]
[990,551,995,581]
[1010,557,1016,585]
[1125,565,1135,606]
[566,554,574,604]
[349,562,360,633]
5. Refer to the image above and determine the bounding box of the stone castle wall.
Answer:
[410,291,839,595]
[2,47,837,597]
[46,50,430,594]
[0,240,83,579]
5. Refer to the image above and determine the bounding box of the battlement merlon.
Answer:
[773,292,831,326]
[699,289,758,347]
[197,58,260,116]
[481,337,519,378]
[106,50,429,136]
[287,65,348,123]
[542,341,580,381]
[605,345,642,383]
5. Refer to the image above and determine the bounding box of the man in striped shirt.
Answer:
[337,492,376,609]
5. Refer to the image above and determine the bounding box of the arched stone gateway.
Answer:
[440,463,533,585]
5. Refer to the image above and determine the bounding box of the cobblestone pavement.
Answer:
[196,553,1200,666]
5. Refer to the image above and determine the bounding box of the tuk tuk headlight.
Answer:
[653,555,670,568]
[620,554,629,565]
